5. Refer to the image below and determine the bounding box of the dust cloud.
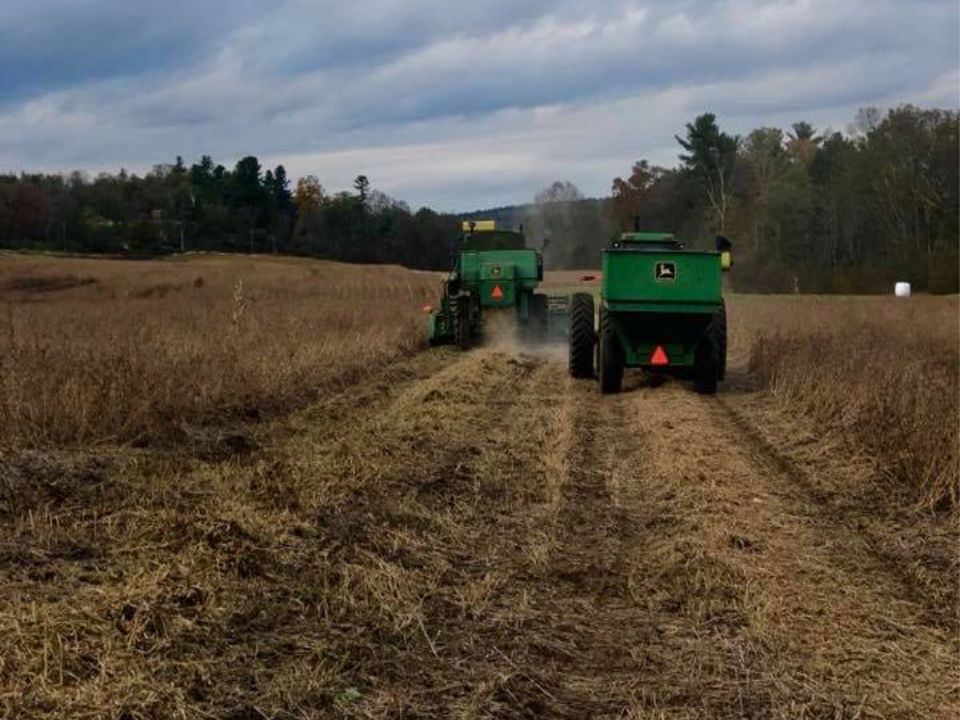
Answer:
[480,308,568,363]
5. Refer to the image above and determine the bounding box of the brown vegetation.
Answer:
[0,257,956,718]
[0,254,440,448]
[738,294,959,511]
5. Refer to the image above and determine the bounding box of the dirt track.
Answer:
[3,342,956,719]
[255,345,956,718]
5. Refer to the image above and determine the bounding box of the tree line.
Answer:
[0,103,956,291]
[609,105,959,292]
[494,104,957,292]
[0,156,458,270]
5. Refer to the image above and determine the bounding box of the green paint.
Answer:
[428,227,563,348]
[600,233,725,369]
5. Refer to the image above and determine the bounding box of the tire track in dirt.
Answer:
[441,357,766,719]
[0,347,477,719]
[593,373,781,719]
[227,347,585,718]
[266,346,462,449]
[608,367,957,719]
[89,347,954,720]
[294,350,955,719]
[479,376,650,718]
[268,347,677,718]
[714,391,958,630]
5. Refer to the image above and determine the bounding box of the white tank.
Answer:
[894,282,911,297]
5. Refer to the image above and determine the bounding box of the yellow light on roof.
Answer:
[461,219,496,231]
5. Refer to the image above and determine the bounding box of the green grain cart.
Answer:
[568,232,731,394]
[428,220,566,349]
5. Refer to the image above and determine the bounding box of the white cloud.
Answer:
[0,0,956,209]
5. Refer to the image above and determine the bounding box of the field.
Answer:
[0,254,440,448]
[0,254,957,719]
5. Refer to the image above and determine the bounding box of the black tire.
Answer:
[694,331,719,394]
[531,293,549,342]
[454,296,471,350]
[598,306,624,394]
[715,299,727,381]
[568,293,595,378]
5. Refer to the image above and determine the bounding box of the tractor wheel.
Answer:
[531,293,549,342]
[454,297,472,350]
[693,331,719,395]
[714,300,728,381]
[598,306,624,394]
[568,292,595,378]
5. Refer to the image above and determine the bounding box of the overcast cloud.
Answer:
[1,0,957,210]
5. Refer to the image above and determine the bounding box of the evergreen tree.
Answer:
[676,113,740,234]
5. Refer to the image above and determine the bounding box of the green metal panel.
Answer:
[600,246,722,369]
[622,232,674,241]
[480,275,515,307]
[602,249,721,305]
[427,229,562,347]
[604,301,719,314]
[459,249,540,283]
[460,249,540,308]
[608,310,714,368]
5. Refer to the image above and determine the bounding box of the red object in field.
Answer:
[422,304,433,312]
[650,345,669,365]
[490,284,503,299]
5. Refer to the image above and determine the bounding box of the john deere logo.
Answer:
[491,264,502,278]
[655,262,676,281]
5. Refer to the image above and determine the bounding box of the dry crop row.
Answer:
[737,294,959,511]
[0,254,440,448]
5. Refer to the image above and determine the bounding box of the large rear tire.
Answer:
[694,331,719,395]
[427,312,441,347]
[598,306,624,394]
[568,293,595,378]
[531,293,549,342]
[454,296,472,351]
[715,300,727,381]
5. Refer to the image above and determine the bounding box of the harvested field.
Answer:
[0,254,440,448]
[743,295,959,511]
[0,255,957,719]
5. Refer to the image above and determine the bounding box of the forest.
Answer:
[0,104,956,292]
[499,105,958,293]
[0,157,459,270]
[610,105,959,293]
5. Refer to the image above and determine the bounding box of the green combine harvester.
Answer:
[568,231,732,394]
[427,220,566,349]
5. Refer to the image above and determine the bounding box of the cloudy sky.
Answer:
[1,0,957,210]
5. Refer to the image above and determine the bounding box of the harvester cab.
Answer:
[568,230,732,394]
[427,220,566,350]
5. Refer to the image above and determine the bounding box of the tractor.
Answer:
[568,231,731,394]
[427,220,566,349]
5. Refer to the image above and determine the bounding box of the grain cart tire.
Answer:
[694,331,719,395]
[427,311,442,347]
[598,306,624,394]
[715,300,727,380]
[454,297,472,350]
[569,293,595,378]
[532,293,549,342]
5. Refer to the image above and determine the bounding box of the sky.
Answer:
[1,0,957,211]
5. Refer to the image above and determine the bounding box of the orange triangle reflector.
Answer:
[650,345,669,365]
[491,284,503,299]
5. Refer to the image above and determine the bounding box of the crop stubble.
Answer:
[0,256,956,719]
